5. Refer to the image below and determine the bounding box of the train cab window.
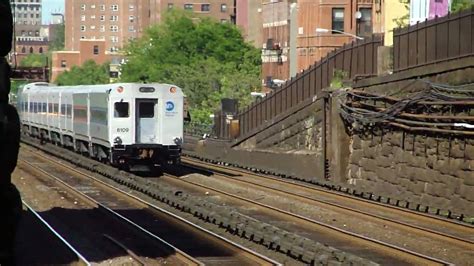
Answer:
[114,102,129,117]
[139,102,154,118]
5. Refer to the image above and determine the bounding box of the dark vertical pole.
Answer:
[322,95,328,180]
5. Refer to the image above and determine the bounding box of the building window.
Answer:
[39,47,43,53]
[93,45,99,55]
[357,8,372,38]
[129,15,134,22]
[168,3,174,9]
[201,4,210,12]
[221,4,227,12]
[129,4,135,10]
[91,4,95,9]
[129,25,135,32]
[111,5,118,11]
[80,25,86,31]
[80,4,86,10]
[110,36,118,43]
[61,60,66,68]
[100,25,105,32]
[100,15,105,21]
[81,15,85,21]
[110,15,118,21]
[110,25,118,32]
[91,15,96,19]
[332,8,344,33]
[21,47,25,53]
[100,5,105,11]
[184,4,193,10]
[90,25,95,30]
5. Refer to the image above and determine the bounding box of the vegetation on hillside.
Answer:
[55,60,110,86]
[120,10,261,123]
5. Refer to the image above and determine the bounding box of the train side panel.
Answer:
[73,93,89,142]
[89,92,109,147]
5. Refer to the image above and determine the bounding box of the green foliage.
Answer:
[55,60,110,85]
[330,69,348,89]
[10,80,28,95]
[19,53,49,67]
[49,23,65,51]
[121,10,261,124]
[451,0,473,12]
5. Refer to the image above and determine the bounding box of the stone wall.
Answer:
[184,97,326,180]
[243,99,324,152]
[348,132,474,215]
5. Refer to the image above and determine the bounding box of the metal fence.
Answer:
[393,7,473,72]
[234,34,383,139]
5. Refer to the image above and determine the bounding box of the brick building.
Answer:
[236,0,263,47]
[51,39,122,81]
[53,0,238,82]
[164,0,235,23]
[262,0,380,87]
[9,0,48,66]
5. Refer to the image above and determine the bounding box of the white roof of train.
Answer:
[21,83,184,97]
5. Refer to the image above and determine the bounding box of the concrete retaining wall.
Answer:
[348,132,474,215]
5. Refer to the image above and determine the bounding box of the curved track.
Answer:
[172,157,473,265]
[19,145,280,266]
[183,157,474,245]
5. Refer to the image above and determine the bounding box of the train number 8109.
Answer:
[117,128,129,133]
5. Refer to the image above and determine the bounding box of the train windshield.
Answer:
[114,102,129,117]
[139,102,155,118]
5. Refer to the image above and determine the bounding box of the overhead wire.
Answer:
[339,81,474,129]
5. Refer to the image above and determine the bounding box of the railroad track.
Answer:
[172,157,474,265]
[18,201,90,266]
[18,146,279,266]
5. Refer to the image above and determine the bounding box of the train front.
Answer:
[109,83,184,171]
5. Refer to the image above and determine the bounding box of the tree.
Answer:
[55,60,110,85]
[451,0,473,12]
[19,53,49,67]
[49,23,65,51]
[121,10,261,123]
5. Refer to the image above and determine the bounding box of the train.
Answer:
[17,82,184,171]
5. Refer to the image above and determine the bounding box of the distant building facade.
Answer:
[55,0,237,82]
[65,0,156,53]
[51,39,122,81]
[236,0,263,47]
[410,0,450,25]
[164,0,235,23]
[262,0,378,87]
[9,0,47,65]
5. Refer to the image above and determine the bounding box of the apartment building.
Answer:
[65,0,158,52]
[163,0,235,23]
[10,0,42,35]
[54,0,236,82]
[263,0,379,86]
[236,0,263,47]
[9,0,47,65]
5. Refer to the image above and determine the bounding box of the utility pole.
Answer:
[289,3,297,78]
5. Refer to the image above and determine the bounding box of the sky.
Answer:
[42,0,65,24]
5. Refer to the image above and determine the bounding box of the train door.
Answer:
[136,99,157,143]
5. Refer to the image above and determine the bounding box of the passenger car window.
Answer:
[114,102,129,117]
[139,102,155,118]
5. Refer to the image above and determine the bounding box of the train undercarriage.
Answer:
[23,124,181,172]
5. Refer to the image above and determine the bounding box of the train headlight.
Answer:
[173,137,183,145]
[114,136,122,145]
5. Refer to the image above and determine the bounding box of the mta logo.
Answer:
[166,101,174,111]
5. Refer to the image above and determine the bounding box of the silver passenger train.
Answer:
[17,82,184,170]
